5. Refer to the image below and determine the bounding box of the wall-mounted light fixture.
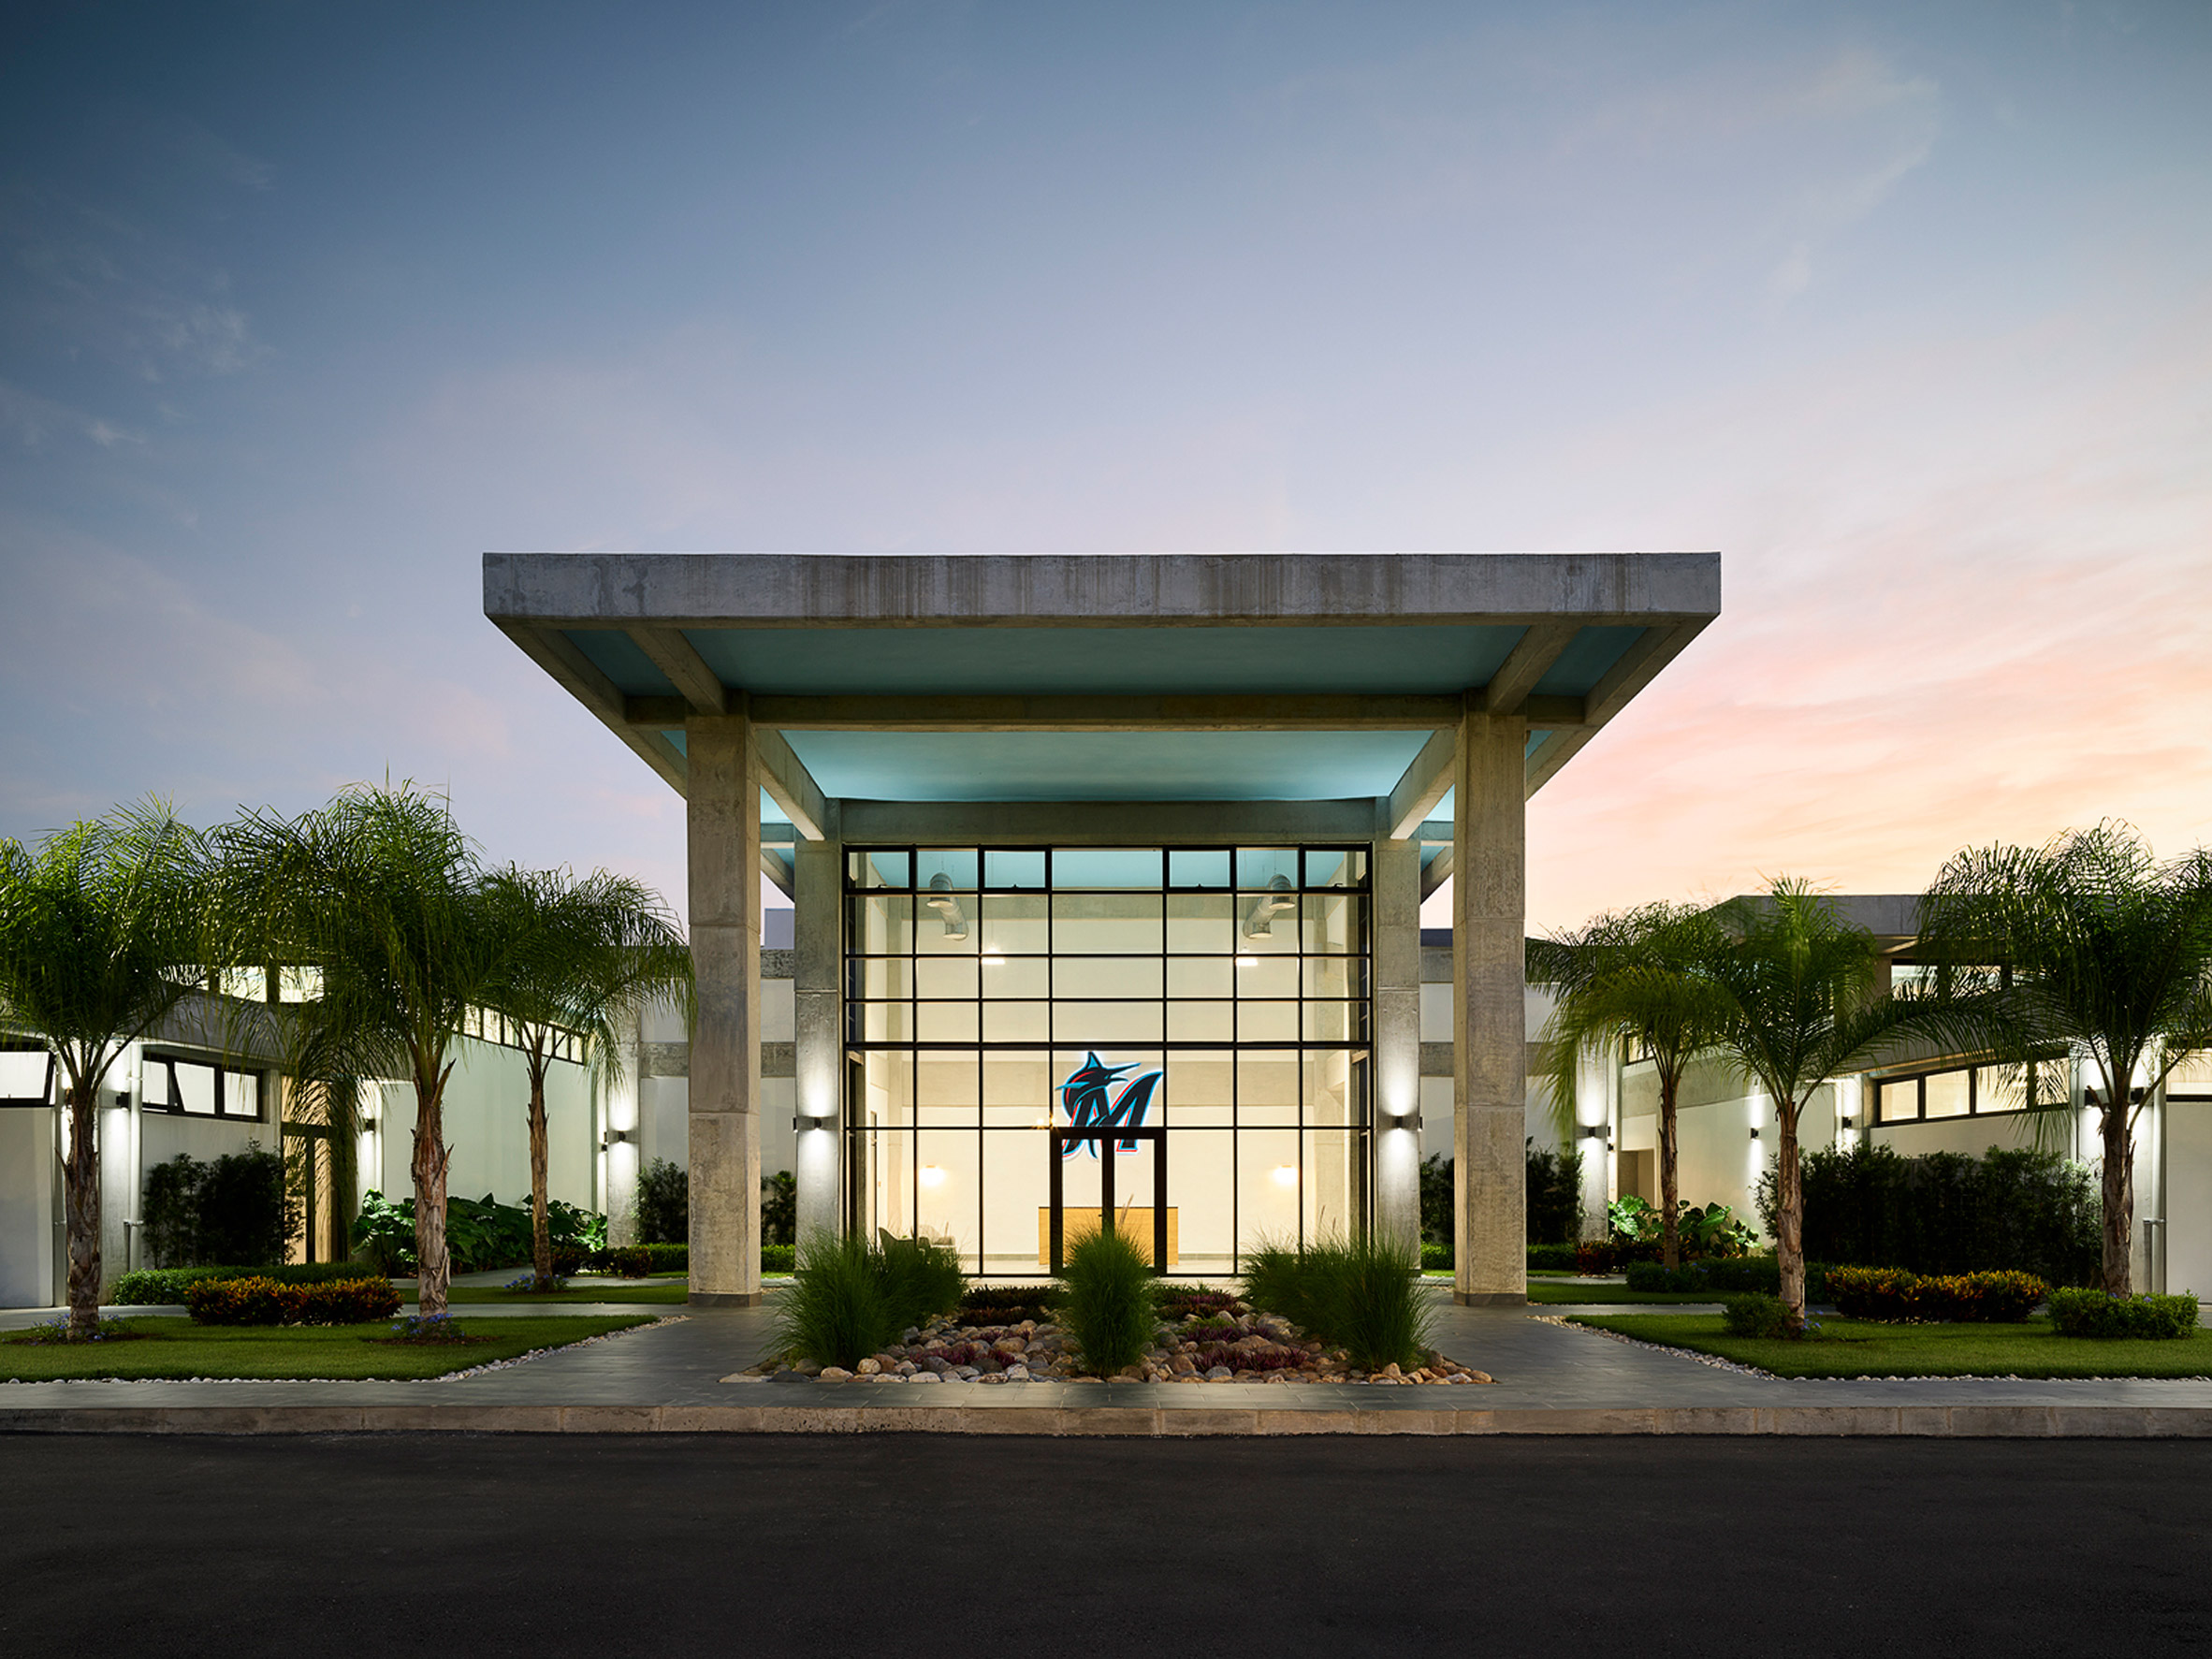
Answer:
[602,1128,636,1149]
[919,1164,946,1188]
[1272,1164,1299,1187]
[1583,1124,1605,1139]
[1749,1126,1762,1140]
[113,1091,131,1110]
[924,872,968,940]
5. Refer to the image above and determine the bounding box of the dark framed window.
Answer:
[0,1041,54,1107]
[141,1054,266,1121]
[1872,1057,2069,1125]
[840,844,1373,1278]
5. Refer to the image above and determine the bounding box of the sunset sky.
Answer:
[3,2,2206,931]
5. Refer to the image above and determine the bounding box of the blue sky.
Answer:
[3,1,2207,927]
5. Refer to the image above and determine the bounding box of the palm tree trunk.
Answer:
[1658,1070,1681,1272]
[1775,1096,1807,1335]
[63,1077,102,1340]
[528,1055,553,1289]
[2100,1097,2134,1296]
[412,1064,453,1317]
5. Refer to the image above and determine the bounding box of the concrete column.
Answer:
[1371,831,1422,1255]
[793,807,843,1244]
[1453,708,1527,1304]
[687,714,764,1305]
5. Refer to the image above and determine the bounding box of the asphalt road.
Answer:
[4,1434,2207,1656]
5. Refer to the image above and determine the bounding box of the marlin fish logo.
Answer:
[1058,1052,1161,1157]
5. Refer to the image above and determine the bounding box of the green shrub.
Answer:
[1243,1232,1432,1373]
[111,1262,393,1304]
[354,1189,605,1273]
[961,1284,1057,1324]
[1625,1257,1833,1302]
[600,1245,652,1278]
[1525,1141,1585,1245]
[2046,1288,2201,1340]
[776,1230,896,1370]
[1419,1154,1452,1245]
[762,1170,795,1247]
[639,1242,688,1273]
[1723,1292,1789,1337]
[139,1144,297,1268]
[635,1158,688,1245]
[1525,1243,1576,1273]
[1762,1142,2101,1286]
[1056,1226,1157,1375]
[761,1244,793,1274]
[1825,1266,2047,1323]
[1576,1239,1621,1275]
[184,1273,399,1326]
[1424,1242,1455,1272]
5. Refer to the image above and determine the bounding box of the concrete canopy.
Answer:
[482,552,1722,837]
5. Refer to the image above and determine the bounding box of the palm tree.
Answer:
[214,785,510,1318]
[0,804,210,1337]
[1916,823,2212,1295]
[1701,880,1936,1334]
[1530,903,1733,1270]
[477,866,691,1289]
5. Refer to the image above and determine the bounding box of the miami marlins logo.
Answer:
[1058,1052,1161,1158]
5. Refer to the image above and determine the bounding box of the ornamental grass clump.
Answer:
[1056,1226,1157,1375]
[777,1231,895,1370]
[776,1230,969,1370]
[1244,1232,1432,1373]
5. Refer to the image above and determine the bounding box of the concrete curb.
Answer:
[7,1402,2212,1436]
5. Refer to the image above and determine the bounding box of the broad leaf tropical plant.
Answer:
[212,785,512,1317]
[1531,903,1734,1269]
[1916,823,2212,1294]
[0,803,211,1336]
[477,865,691,1289]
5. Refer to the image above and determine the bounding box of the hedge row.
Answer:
[184,1274,401,1326]
[1825,1266,2046,1323]
[1624,1257,1831,1300]
[2046,1288,2201,1340]
[111,1262,395,1304]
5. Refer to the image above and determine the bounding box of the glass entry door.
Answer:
[1047,1125,1169,1273]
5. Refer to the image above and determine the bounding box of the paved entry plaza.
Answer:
[9,1290,2212,1436]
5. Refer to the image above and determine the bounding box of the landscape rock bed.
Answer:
[757,1299,1493,1386]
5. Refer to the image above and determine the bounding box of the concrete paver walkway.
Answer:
[8,1290,2212,1435]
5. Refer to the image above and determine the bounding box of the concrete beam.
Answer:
[490,621,687,793]
[485,551,1725,630]
[1480,622,1578,715]
[761,846,793,899]
[752,724,830,841]
[1583,622,1708,728]
[630,626,728,716]
[835,797,1381,844]
[742,692,1463,732]
[1523,728,1594,798]
[1384,728,1459,840]
[1420,843,1452,901]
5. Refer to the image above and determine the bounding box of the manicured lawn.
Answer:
[1569,1312,2212,1379]
[439,1284,690,1305]
[1527,1282,1726,1305]
[0,1316,656,1382]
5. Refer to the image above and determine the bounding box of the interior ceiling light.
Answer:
[1242,874,1296,940]
[924,871,968,940]
[919,1164,947,1187]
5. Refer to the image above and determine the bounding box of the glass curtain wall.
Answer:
[845,846,1371,1276]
